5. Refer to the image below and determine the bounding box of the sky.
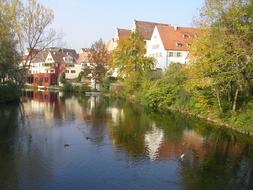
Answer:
[37,0,204,51]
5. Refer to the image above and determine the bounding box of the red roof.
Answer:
[117,28,131,40]
[134,20,170,40]
[156,25,200,51]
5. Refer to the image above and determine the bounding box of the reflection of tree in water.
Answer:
[76,95,112,145]
[0,103,54,189]
[107,104,253,189]
[179,127,253,190]
[109,102,153,159]
[0,104,20,189]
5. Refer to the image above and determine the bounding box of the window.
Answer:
[160,52,163,57]
[187,43,192,47]
[71,70,76,73]
[176,43,183,47]
[183,34,190,39]
[152,44,159,49]
[169,52,173,57]
[51,70,54,73]
[44,77,48,83]
[65,70,69,73]
[177,52,182,57]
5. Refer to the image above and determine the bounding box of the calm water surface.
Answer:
[0,90,253,190]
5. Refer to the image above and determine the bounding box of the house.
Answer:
[24,48,81,87]
[32,50,64,86]
[146,25,199,70]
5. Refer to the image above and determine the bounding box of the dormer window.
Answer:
[176,43,183,47]
[187,43,192,47]
[183,34,190,39]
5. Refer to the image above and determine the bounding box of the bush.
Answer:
[61,82,73,92]
[59,72,66,84]
[76,84,90,93]
[101,77,116,92]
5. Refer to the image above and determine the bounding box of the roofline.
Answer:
[134,19,171,26]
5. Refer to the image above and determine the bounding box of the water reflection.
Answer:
[0,90,252,190]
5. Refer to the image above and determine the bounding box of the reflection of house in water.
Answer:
[106,107,124,124]
[144,123,164,161]
[22,90,62,121]
[158,129,207,160]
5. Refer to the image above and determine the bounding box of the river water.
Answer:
[0,90,253,190]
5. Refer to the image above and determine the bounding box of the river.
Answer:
[0,90,253,190]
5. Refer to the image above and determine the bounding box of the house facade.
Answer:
[24,48,84,87]
[146,25,198,70]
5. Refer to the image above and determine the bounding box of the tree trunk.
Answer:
[215,89,223,113]
[232,88,239,112]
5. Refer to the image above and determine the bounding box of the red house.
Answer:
[24,48,78,87]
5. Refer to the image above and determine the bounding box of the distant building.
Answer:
[109,20,200,71]
[147,25,199,70]
[23,48,82,87]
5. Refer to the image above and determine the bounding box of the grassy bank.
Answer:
[111,63,253,135]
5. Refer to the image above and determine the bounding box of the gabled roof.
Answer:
[22,50,48,63]
[49,50,78,64]
[117,28,131,40]
[134,20,170,40]
[50,51,65,63]
[156,25,199,51]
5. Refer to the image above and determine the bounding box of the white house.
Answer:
[147,25,199,70]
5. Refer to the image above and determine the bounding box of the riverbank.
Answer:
[120,94,253,136]
[109,63,253,135]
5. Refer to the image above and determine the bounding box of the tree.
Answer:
[189,0,253,112]
[86,39,109,90]
[110,32,155,94]
[18,0,57,70]
[0,0,57,102]
[110,32,154,78]
[0,0,24,102]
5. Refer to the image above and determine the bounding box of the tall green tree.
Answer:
[110,32,155,94]
[189,0,253,112]
[110,32,154,78]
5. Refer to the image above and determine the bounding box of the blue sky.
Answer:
[38,0,204,50]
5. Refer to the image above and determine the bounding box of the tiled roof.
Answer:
[156,25,200,51]
[134,20,170,40]
[50,48,78,60]
[22,50,48,63]
[117,28,131,40]
[50,51,66,64]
